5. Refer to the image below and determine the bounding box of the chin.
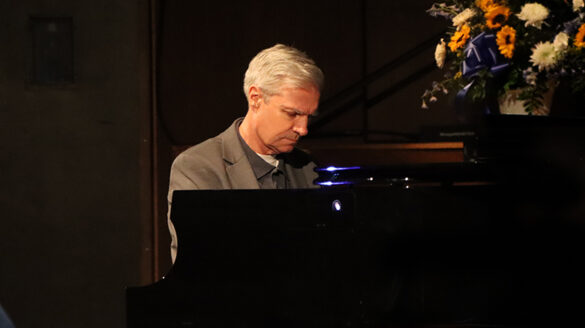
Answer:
[275,145,294,154]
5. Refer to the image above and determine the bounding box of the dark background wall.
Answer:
[157,0,456,147]
[1,0,460,327]
[0,1,152,327]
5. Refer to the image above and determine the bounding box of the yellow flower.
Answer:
[476,0,496,12]
[575,23,585,48]
[496,25,516,58]
[448,24,471,52]
[485,5,511,29]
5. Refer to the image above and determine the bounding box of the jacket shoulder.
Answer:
[176,136,223,163]
[170,136,227,189]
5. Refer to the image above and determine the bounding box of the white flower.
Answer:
[553,32,570,53]
[452,8,476,27]
[574,0,584,12]
[421,100,429,109]
[530,41,558,71]
[517,3,550,29]
[435,38,447,69]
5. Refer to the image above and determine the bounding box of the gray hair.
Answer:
[243,44,324,101]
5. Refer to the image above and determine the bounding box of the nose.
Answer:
[293,116,309,137]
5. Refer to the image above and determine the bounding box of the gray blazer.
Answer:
[167,118,318,261]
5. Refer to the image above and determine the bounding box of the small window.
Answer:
[30,17,74,85]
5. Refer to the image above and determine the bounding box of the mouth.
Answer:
[288,134,300,141]
[277,134,300,147]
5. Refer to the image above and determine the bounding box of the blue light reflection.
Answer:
[318,166,361,172]
[317,181,353,186]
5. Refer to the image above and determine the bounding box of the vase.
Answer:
[498,81,557,116]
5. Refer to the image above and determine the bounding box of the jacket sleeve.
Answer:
[167,153,201,264]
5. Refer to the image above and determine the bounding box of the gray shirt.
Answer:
[236,121,287,189]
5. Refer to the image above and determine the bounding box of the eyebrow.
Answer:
[280,105,319,117]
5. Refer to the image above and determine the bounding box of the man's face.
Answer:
[252,85,320,155]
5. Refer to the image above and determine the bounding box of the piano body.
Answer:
[127,115,585,327]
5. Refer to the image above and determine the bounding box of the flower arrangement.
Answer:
[422,0,585,114]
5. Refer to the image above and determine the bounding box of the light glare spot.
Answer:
[332,199,342,212]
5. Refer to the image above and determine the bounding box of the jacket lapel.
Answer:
[226,160,259,189]
[221,119,259,189]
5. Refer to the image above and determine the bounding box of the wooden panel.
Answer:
[171,142,465,167]
[305,142,465,166]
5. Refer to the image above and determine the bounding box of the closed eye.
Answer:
[282,107,303,118]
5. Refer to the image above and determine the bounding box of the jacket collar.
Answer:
[220,118,260,189]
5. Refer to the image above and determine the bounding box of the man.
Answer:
[167,44,324,262]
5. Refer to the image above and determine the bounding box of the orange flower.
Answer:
[448,24,471,52]
[497,25,516,58]
[476,0,496,12]
[575,23,585,48]
[485,5,511,29]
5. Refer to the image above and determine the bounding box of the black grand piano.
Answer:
[127,115,585,327]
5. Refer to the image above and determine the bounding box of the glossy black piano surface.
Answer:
[127,116,585,327]
[127,183,584,327]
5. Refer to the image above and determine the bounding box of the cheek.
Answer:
[262,116,293,139]
[275,122,294,138]
[257,106,297,141]
[257,121,281,142]
[265,126,288,141]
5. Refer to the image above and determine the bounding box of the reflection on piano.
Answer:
[127,115,585,327]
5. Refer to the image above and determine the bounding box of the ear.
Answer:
[248,86,262,111]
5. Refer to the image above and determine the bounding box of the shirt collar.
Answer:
[236,121,281,180]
